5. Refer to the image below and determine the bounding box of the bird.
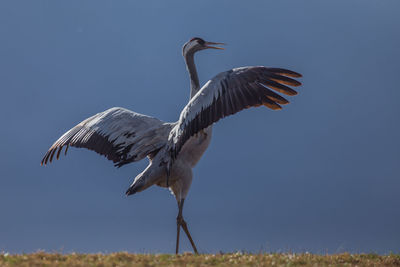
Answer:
[41,37,302,254]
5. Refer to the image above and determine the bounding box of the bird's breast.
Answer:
[177,126,213,167]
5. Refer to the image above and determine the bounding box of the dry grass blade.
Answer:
[0,252,399,267]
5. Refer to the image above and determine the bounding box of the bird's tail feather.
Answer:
[125,183,143,196]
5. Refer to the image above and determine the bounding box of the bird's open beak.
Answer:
[204,41,226,50]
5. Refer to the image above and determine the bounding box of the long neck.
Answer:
[184,52,200,99]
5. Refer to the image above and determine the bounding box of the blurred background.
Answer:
[0,0,399,254]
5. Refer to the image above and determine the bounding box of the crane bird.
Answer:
[41,37,302,254]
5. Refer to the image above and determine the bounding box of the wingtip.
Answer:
[263,102,282,110]
[41,156,47,166]
[266,67,303,78]
[287,72,302,78]
[289,81,302,87]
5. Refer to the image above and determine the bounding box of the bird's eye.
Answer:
[190,37,205,45]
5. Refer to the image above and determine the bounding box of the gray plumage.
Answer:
[41,37,302,254]
[41,107,174,167]
[166,66,301,161]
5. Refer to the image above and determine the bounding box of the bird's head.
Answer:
[182,37,225,56]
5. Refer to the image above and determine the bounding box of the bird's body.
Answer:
[162,127,212,196]
[127,128,212,200]
[41,37,302,254]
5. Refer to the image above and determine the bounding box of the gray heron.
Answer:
[41,37,302,254]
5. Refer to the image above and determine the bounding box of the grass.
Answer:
[0,252,399,266]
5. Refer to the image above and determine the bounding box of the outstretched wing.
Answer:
[41,107,174,167]
[168,66,302,158]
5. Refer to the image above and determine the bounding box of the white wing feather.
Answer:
[167,66,302,158]
[42,107,174,167]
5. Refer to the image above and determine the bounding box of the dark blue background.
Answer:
[0,1,399,254]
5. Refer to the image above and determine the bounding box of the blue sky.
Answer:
[0,1,399,254]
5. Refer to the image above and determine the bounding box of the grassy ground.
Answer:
[1,252,399,266]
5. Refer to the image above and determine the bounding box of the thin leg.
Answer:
[175,216,181,254]
[175,200,183,255]
[175,199,199,255]
[180,219,198,254]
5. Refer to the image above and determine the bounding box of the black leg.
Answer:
[175,199,199,254]
[180,218,198,254]
[176,212,181,254]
